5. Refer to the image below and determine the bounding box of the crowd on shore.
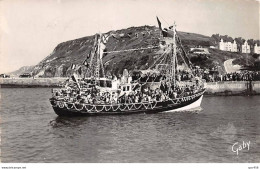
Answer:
[202,71,260,82]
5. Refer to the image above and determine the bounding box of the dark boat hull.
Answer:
[50,90,205,116]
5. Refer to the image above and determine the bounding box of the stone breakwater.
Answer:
[205,81,260,96]
[1,78,260,96]
[0,78,67,88]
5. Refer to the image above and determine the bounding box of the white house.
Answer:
[219,39,226,51]
[219,39,237,52]
[242,41,250,53]
[254,43,260,54]
[226,42,232,51]
[232,40,237,52]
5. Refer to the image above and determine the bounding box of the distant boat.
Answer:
[50,17,206,116]
[19,73,32,78]
[0,74,10,78]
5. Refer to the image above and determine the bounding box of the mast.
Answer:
[95,34,101,81]
[87,34,98,78]
[85,32,109,87]
[171,22,177,89]
[99,33,107,87]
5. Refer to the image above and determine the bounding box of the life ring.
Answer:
[58,101,65,108]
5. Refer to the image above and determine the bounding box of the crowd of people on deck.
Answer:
[52,67,260,106]
[117,83,200,104]
[53,76,204,105]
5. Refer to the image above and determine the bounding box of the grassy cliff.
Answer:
[26,26,250,77]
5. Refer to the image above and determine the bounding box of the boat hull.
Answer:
[50,90,205,116]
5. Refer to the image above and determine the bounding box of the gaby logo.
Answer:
[232,141,250,155]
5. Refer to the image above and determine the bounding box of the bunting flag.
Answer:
[87,51,91,59]
[71,74,77,82]
[127,33,132,38]
[64,78,69,88]
[83,59,89,67]
[70,64,76,70]
[99,42,106,59]
[78,67,82,75]
[101,33,110,44]
[71,73,81,89]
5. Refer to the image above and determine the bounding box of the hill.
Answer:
[15,25,250,77]
[8,66,35,76]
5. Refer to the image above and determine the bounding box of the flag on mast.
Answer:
[156,16,163,31]
[99,33,110,59]
[156,16,173,38]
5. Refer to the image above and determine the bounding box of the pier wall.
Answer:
[0,78,67,88]
[1,78,260,96]
[205,81,260,96]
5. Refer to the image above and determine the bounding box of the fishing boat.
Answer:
[50,17,206,116]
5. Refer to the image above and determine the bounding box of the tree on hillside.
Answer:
[235,37,243,45]
[222,35,228,41]
[227,36,234,42]
[253,40,260,46]
[248,39,254,46]
[211,34,220,42]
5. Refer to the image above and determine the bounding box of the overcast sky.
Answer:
[0,0,259,73]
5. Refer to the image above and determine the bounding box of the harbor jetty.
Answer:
[1,77,260,96]
[206,81,260,96]
[0,77,67,88]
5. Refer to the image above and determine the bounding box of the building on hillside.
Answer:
[231,40,237,52]
[219,39,237,52]
[242,40,250,53]
[254,43,260,54]
[190,47,210,54]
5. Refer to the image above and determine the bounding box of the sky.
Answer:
[0,0,259,73]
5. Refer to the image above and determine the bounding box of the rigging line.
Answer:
[148,47,170,69]
[159,49,170,64]
[88,35,98,77]
[158,15,171,27]
[103,46,159,54]
[158,49,170,66]
[175,31,193,67]
[176,43,194,76]
[158,49,169,66]
[132,48,169,86]
[175,50,179,71]
[141,48,170,86]
[175,34,195,77]
[178,49,195,77]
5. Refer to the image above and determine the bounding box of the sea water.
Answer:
[0,88,259,162]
